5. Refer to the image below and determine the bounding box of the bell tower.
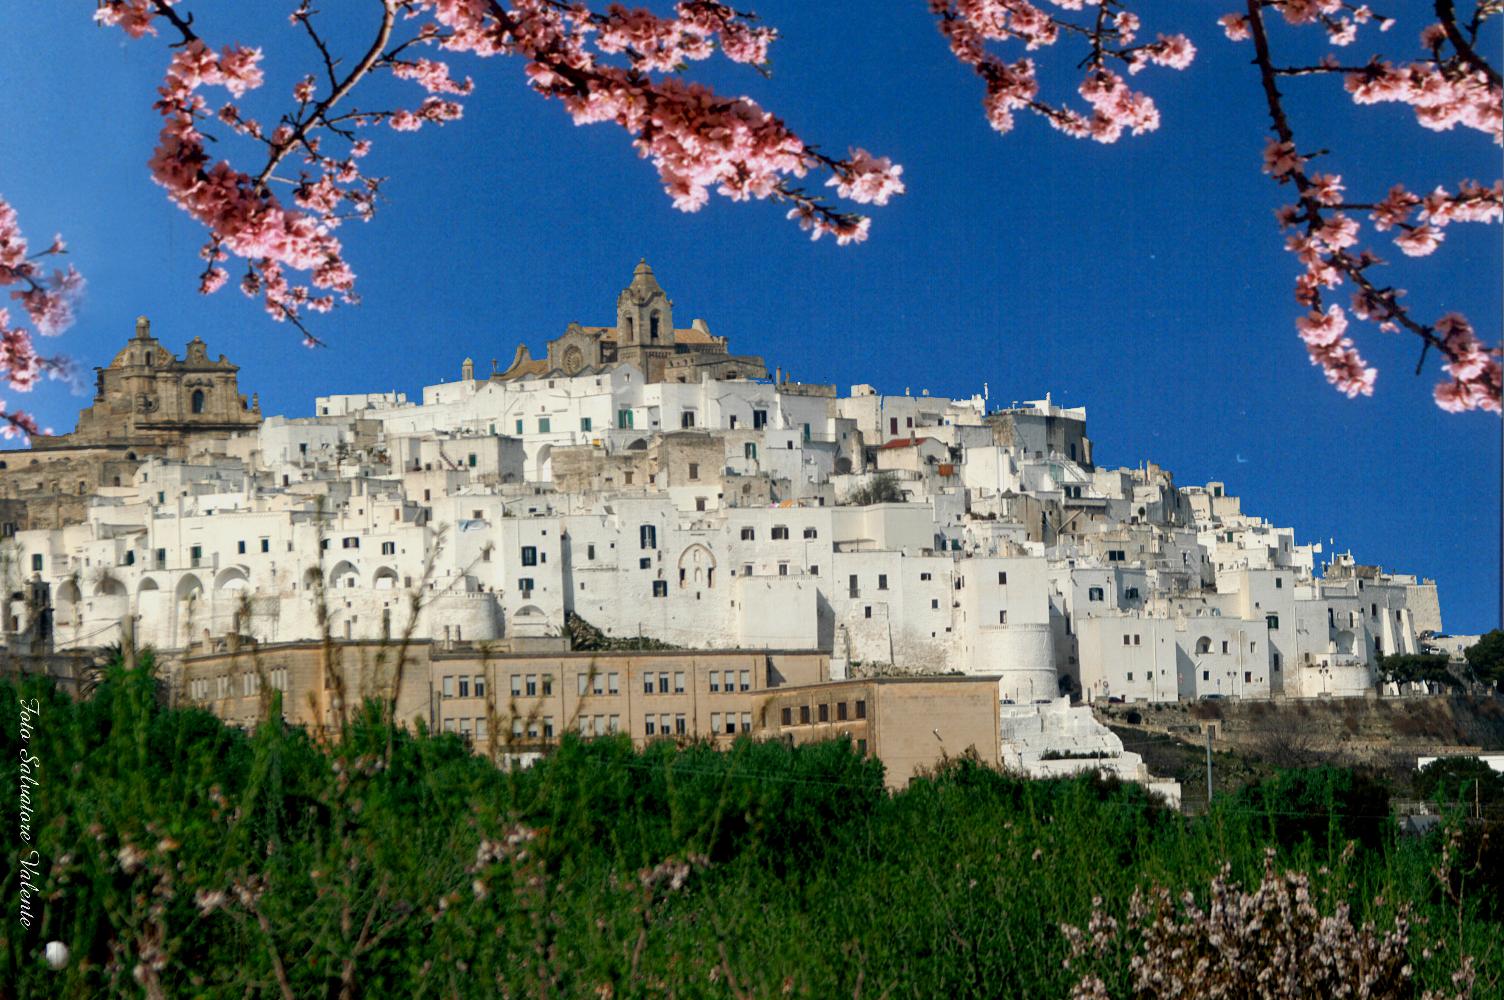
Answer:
[615,259,673,348]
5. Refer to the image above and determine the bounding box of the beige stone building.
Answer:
[0,316,261,531]
[759,676,1003,788]
[173,639,1001,788]
[36,316,262,453]
[496,261,767,384]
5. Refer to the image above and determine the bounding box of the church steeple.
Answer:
[616,258,673,346]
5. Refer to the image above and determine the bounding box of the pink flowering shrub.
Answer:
[0,196,77,440]
[1061,848,1478,1000]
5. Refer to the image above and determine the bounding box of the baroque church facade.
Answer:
[34,315,263,454]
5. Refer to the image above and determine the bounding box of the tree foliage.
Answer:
[1378,651,1462,689]
[846,471,905,506]
[1464,629,1504,690]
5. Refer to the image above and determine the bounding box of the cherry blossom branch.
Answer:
[91,0,905,340]
[0,196,80,441]
[1435,0,1500,86]
[1237,0,1502,412]
[927,1,1195,142]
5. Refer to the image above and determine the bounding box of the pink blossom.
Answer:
[1143,35,1195,71]
[827,149,906,206]
[1295,305,1349,348]
[92,0,157,39]
[1369,185,1419,230]
[388,110,423,132]
[1313,213,1359,251]
[1219,13,1250,41]
[1307,173,1344,205]
[1261,138,1302,178]
[1393,223,1443,256]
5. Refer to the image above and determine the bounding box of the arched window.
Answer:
[191,389,206,414]
[1195,636,1212,655]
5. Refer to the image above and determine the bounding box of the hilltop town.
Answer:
[0,263,1460,795]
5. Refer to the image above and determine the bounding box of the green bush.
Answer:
[1,662,1498,999]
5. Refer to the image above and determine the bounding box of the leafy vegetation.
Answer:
[2,658,1500,998]
[1465,630,1504,692]
[845,471,904,506]
[1378,652,1463,689]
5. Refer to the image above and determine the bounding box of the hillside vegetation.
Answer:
[3,658,1500,998]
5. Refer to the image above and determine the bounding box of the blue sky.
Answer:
[1,3,1498,632]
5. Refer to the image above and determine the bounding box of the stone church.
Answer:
[0,316,261,529]
[495,260,767,384]
[35,315,262,453]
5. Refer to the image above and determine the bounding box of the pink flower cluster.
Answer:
[1345,61,1502,143]
[1295,305,1376,398]
[0,196,76,439]
[92,0,160,40]
[146,40,355,330]
[98,0,897,318]
[411,0,897,243]
[1433,314,1502,413]
[1231,3,1502,413]
[930,0,1194,143]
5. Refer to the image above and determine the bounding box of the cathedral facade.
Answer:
[34,315,262,453]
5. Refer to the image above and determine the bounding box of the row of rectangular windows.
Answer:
[188,668,287,700]
[779,700,866,726]
[439,670,752,699]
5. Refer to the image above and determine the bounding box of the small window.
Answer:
[771,526,789,540]
[521,546,538,566]
[799,705,811,724]
[680,411,696,429]
[237,540,246,554]
[261,538,271,553]
[741,527,755,541]
[781,707,792,726]
[837,702,848,721]
[855,700,867,719]
[640,524,657,550]
[998,571,1008,585]
[744,442,758,460]
[518,577,535,595]
[652,580,668,597]
[1266,614,1280,631]
[688,463,700,480]
[538,418,551,433]
[877,574,888,590]
[709,671,720,693]
[998,610,1008,624]
[1088,587,1104,602]
[580,417,592,432]
[803,527,817,539]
